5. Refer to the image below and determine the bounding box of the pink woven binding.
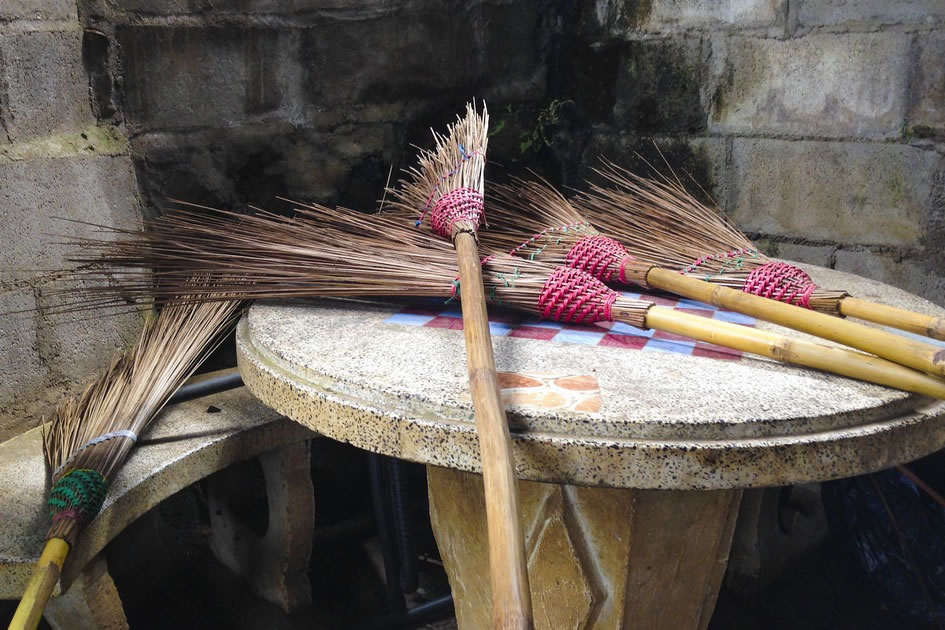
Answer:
[565,235,634,284]
[537,267,618,324]
[743,262,818,309]
[429,187,484,238]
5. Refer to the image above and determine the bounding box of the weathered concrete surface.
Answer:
[730,139,941,247]
[709,33,910,139]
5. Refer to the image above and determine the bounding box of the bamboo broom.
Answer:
[386,102,534,629]
[478,175,945,380]
[577,161,945,343]
[9,292,240,630]
[59,202,945,401]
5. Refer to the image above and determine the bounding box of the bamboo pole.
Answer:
[8,539,69,630]
[642,306,945,399]
[646,268,945,379]
[455,232,532,630]
[839,297,945,342]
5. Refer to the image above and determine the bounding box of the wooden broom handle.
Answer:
[642,306,945,399]
[9,538,70,630]
[839,297,945,342]
[647,268,945,378]
[454,232,533,630]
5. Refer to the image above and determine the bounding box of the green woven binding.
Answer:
[47,468,107,524]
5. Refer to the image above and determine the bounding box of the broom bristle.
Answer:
[387,102,489,235]
[42,292,240,543]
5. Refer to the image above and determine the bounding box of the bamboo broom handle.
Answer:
[839,297,945,342]
[454,232,533,630]
[640,306,945,399]
[8,538,70,630]
[646,268,945,378]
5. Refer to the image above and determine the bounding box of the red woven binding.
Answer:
[743,262,818,309]
[429,187,484,238]
[565,235,634,284]
[537,267,618,324]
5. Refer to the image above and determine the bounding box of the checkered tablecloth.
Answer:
[384,291,758,361]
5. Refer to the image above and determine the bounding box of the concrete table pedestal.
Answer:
[429,467,741,629]
[236,264,945,629]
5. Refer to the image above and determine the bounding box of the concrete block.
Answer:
[907,33,945,139]
[613,37,708,132]
[0,154,141,274]
[0,30,95,142]
[117,26,305,130]
[709,33,910,139]
[576,0,784,40]
[796,0,945,28]
[0,0,77,22]
[129,122,397,213]
[730,139,940,247]
[301,12,475,108]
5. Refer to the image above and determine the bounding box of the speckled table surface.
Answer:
[236,263,945,491]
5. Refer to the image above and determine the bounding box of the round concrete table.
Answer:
[235,263,945,630]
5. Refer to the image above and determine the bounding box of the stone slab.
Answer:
[0,388,314,598]
[709,33,910,139]
[730,138,940,247]
[236,263,945,490]
[0,29,94,142]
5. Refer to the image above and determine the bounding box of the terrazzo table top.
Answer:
[237,263,945,490]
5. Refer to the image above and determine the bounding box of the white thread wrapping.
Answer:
[54,429,137,478]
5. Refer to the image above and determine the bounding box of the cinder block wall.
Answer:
[1,0,942,439]
[562,0,945,305]
[0,2,141,441]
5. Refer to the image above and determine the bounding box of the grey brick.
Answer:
[730,139,940,247]
[908,33,945,139]
[796,0,945,28]
[709,33,910,139]
[0,154,141,274]
[0,30,94,142]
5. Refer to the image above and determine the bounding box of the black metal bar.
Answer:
[387,458,418,594]
[170,370,243,404]
[368,453,407,613]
